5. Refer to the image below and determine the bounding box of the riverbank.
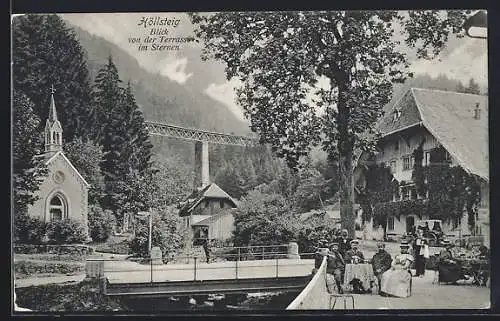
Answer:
[15,279,300,312]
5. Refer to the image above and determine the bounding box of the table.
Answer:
[343,263,376,293]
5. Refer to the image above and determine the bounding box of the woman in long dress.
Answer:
[380,242,414,297]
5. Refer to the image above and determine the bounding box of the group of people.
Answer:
[317,229,366,294]
[316,229,415,298]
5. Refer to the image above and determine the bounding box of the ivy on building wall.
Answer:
[357,161,399,229]
[361,144,482,232]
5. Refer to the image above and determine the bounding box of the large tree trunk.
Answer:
[336,83,356,239]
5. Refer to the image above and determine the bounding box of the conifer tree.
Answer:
[12,90,48,214]
[12,14,94,141]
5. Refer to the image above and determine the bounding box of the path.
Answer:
[14,274,86,288]
[332,269,490,310]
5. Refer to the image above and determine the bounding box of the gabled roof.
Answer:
[376,87,488,181]
[191,209,235,226]
[378,88,423,136]
[45,151,90,187]
[178,182,238,216]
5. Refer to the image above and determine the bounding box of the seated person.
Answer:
[438,239,462,284]
[478,245,490,261]
[344,240,365,264]
[371,242,392,293]
[326,242,346,294]
[314,239,329,269]
[337,229,353,257]
[379,242,414,298]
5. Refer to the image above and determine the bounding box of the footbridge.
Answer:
[86,244,316,298]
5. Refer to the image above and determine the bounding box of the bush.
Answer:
[88,205,116,242]
[14,213,47,244]
[232,190,299,246]
[14,244,94,255]
[46,219,88,244]
[94,240,131,255]
[129,207,182,260]
[14,260,84,279]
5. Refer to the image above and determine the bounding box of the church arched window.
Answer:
[49,194,67,221]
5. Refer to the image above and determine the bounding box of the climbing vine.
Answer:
[361,144,482,233]
[416,145,482,230]
[358,161,399,229]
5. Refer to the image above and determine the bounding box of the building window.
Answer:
[49,194,66,221]
[402,156,411,171]
[220,200,224,209]
[394,140,399,151]
[400,185,416,200]
[387,216,395,231]
[392,109,401,122]
[423,151,431,166]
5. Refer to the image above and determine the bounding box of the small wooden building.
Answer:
[178,183,238,245]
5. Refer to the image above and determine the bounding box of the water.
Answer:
[121,291,301,311]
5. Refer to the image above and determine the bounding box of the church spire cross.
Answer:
[50,84,56,94]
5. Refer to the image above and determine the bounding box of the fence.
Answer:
[211,244,293,261]
[286,256,330,310]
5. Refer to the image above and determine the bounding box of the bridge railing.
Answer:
[86,252,316,284]
[211,244,291,261]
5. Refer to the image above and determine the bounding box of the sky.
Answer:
[61,12,488,121]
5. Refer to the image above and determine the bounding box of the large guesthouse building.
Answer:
[356,88,489,246]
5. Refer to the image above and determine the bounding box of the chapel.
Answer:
[26,87,90,237]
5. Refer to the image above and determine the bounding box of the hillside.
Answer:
[68,23,252,163]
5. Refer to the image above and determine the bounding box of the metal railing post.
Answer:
[194,256,197,281]
[238,248,241,262]
[235,258,238,279]
[150,258,153,284]
[275,257,279,278]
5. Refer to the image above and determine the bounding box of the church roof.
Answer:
[45,151,90,188]
[178,182,238,216]
[376,88,488,181]
[48,93,58,123]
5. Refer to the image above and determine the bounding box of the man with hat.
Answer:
[314,239,329,269]
[326,241,346,293]
[344,239,365,264]
[336,229,353,257]
[371,242,392,293]
[438,239,461,284]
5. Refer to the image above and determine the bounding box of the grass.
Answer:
[90,234,131,255]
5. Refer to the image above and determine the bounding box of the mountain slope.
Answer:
[70,24,250,135]
[67,23,252,163]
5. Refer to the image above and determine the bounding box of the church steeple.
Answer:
[44,85,63,153]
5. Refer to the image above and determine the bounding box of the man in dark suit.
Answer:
[371,242,392,293]
[327,242,346,294]
[337,229,352,257]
